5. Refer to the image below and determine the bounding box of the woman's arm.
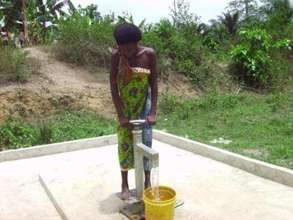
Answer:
[110,50,128,125]
[147,49,158,124]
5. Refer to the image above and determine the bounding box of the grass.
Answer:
[0,110,115,151]
[0,46,40,83]
[156,90,293,169]
[0,90,292,170]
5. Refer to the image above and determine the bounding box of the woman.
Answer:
[110,23,158,200]
[19,31,25,48]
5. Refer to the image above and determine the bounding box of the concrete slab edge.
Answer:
[153,130,293,188]
[0,135,117,163]
[39,174,68,220]
[1,130,292,188]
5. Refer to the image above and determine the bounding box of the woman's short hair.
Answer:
[113,23,142,45]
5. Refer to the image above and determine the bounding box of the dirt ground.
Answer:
[0,47,197,123]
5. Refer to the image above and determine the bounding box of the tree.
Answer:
[218,11,240,35]
[207,19,228,42]
[260,0,293,34]
[21,0,28,43]
[0,0,22,30]
[0,0,28,41]
[0,0,75,44]
[170,0,199,31]
[78,4,101,21]
[227,0,258,21]
[197,23,209,36]
[0,9,5,28]
[33,0,76,27]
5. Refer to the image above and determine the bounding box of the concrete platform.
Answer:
[1,140,293,220]
[0,157,61,220]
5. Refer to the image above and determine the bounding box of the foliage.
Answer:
[1,0,292,92]
[0,6,6,28]
[0,46,40,82]
[142,19,174,74]
[0,110,115,150]
[230,28,273,85]
[0,0,292,172]
[202,20,229,51]
[77,4,101,21]
[218,12,240,35]
[260,0,293,37]
[170,0,199,34]
[26,0,76,44]
[0,0,21,30]
[227,0,259,21]
[49,0,292,90]
[0,0,75,44]
[157,91,293,169]
[53,6,219,89]
[0,117,38,150]
[52,13,115,69]
[142,17,222,88]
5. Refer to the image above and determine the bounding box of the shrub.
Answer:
[0,117,38,150]
[143,20,216,88]
[230,28,273,86]
[52,13,114,69]
[230,27,292,88]
[159,95,180,115]
[0,47,40,83]
[0,110,116,150]
[37,122,53,145]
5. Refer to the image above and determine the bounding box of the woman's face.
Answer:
[118,43,138,58]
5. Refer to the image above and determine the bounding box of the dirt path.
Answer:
[0,47,114,122]
[0,47,197,122]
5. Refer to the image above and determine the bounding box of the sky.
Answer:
[70,0,233,24]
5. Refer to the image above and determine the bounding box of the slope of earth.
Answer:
[0,47,197,123]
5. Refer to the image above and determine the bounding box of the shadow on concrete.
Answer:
[98,193,125,215]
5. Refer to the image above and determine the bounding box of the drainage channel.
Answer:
[39,174,69,220]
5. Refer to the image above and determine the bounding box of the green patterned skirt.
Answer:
[117,68,150,171]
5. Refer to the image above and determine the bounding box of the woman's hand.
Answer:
[119,116,133,129]
[146,115,156,125]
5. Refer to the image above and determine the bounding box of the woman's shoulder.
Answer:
[139,46,155,54]
[111,48,119,57]
[137,46,156,61]
[111,48,120,64]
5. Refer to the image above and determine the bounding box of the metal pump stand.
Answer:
[119,119,159,220]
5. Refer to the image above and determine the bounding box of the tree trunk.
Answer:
[21,0,28,45]
[244,0,249,19]
[173,0,177,27]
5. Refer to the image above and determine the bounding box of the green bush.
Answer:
[0,47,40,83]
[230,28,273,86]
[52,13,114,69]
[143,19,219,88]
[159,95,180,115]
[0,117,39,150]
[52,13,225,89]
[230,27,292,88]
[37,122,53,145]
[0,110,115,150]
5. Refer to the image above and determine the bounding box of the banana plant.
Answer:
[0,0,75,43]
[32,0,76,27]
[27,0,76,43]
[78,3,101,21]
[0,0,21,30]
[0,10,5,28]
[218,12,240,35]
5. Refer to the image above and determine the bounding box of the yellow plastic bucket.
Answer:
[143,186,176,220]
